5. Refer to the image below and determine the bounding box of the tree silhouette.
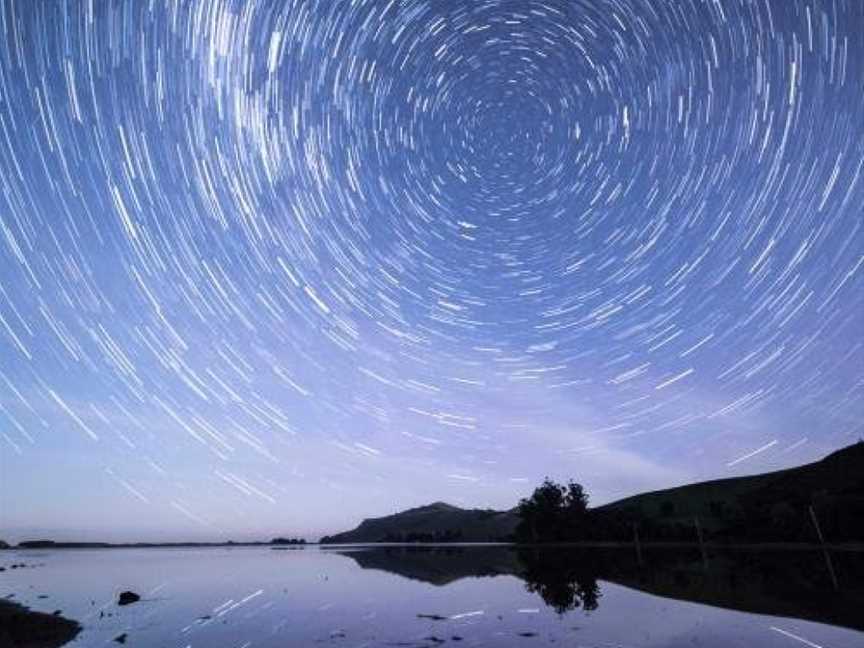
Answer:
[516,478,590,542]
[518,548,601,614]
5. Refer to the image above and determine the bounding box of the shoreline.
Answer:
[321,540,864,551]
[4,540,863,551]
[0,599,80,648]
[3,541,308,550]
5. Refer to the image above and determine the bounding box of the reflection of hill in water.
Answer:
[603,547,864,632]
[330,546,520,586]
[330,545,864,631]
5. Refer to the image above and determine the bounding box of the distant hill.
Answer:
[319,502,519,544]
[320,442,864,544]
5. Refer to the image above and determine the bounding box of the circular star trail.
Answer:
[1,0,862,536]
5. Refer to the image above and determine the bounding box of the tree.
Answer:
[561,481,589,539]
[516,478,590,542]
[271,537,306,545]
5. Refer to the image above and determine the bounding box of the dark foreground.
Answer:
[0,599,80,648]
[2,545,863,647]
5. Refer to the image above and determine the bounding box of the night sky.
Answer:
[1,0,862,543]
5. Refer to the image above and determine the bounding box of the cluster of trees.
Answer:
[515,478,590,543]
[270,537,307,545]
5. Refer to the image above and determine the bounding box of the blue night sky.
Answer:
[1,0,862,543]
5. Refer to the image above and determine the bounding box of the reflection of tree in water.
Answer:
[517,549,601,614]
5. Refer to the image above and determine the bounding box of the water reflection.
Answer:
[333,544,864,630]
[517,548,600,614]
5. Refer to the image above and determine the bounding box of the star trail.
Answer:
[1,0,862,541]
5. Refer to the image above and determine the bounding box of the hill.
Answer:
[592,441,864,542]
[320,442,864,544]
[319,502,519,544]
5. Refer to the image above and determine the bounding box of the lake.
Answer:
[2,545,863,647]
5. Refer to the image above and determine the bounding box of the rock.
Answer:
[0,599,81,647]
[114,633,128,643]
[117,591,140,606]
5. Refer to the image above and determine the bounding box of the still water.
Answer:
[2,545,863,647]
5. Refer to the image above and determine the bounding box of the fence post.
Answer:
[808,506,826,545]
[809,505,838,589]
[694,516,707,566]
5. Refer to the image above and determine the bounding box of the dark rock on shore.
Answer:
[0,599,81,648]
[117,591,140,606]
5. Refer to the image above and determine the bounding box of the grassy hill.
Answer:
[592,441,864,542]
[319,502,519,544]
[319,442,864,544]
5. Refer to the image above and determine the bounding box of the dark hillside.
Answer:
[592,442,864,542]
[320,502,519,544]
[320,443,864,544]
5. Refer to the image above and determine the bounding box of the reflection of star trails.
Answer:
[769,626,824,648]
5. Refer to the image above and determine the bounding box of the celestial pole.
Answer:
[0,0,862,539]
